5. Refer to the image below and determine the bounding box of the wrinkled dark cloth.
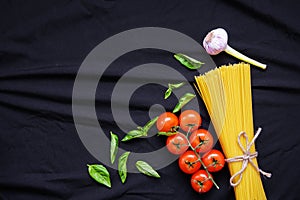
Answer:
[0,0,299,199]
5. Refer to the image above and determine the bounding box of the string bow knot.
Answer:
[225,127,272,187]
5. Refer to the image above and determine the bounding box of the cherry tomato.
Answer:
[166,132,189,155]
[179,110,202,132]
[178,150,201,174]
[202,149,225,172]
[156,112,179,132]
[189,129,214,153]
[190,170,213,193]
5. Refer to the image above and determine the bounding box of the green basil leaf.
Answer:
[169,82,186,89]
[136,161,160,178]
[118,152,130,183]
[157,131,177,136]
[174,53,204,70]
[121,117,158,142]
[164,88,172,99]
[164,82,185,99]
[121,130,144,142]
[143,116,158,133]
[87,164,111,188]
[110,131,119,164]
[127,129,143,136]
[172,93,196,113]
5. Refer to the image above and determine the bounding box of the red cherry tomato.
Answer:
[202,149,225,172]
[178,150,201,174]
[179,110,202,132]
[189,129,214,153]
[190,170,213,193]
[166,132,189,155]
[156,112,179,132]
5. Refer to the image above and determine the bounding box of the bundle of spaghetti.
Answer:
[195,63,268,200]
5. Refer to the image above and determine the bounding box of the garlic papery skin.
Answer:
[203,28,267,70]
[203,28,228,55]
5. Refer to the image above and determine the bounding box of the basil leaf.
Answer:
[164,88,172,99]
[87,164,111,188]
[164,82,185,99]
[118,152,130,183]
[143,116,158,133]
[169,82,186,89]
[121,130,144,142]
[128,129,143,136]
[157,131,177,136]
[121,117,158,142]
[172,93,196,113]
[136,161,160,178]
[110,131,119,164]
[174,53,204,70]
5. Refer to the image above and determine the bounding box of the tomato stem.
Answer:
[197,156,219,189]
[183,134,219,190]
[185,126,193,138]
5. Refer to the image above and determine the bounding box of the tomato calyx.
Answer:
[171,126,180,132]
[195,178,210,193]
[184,160,199,168]
[193,178,209,187]
[184,123,196,129]
[196,137,209,147]
[172,141,187,150]
[208,158,223,168]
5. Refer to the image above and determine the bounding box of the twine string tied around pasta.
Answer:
[225,127,272,187]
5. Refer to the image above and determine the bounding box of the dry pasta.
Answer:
[195,63,268,200]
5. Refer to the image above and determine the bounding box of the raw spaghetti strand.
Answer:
[194,63,271,200]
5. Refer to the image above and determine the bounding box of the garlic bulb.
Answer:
[203,28,228,55]
[203,28,267,70]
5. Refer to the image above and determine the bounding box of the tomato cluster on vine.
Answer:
[156,110,225,193]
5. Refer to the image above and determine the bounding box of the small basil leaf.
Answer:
[172,93,196,113]
[164,82,185,99]
[136,161,160,178]
[143,116,158,133]
[118,152,130,183]
[127,129,143,136]
[174,53,204,70]
[169,82,185,89]
[110,131,119,164]
[121,117,158,142]
[87,164,111,188]
[121,130,144,142]
[164,88,172,99]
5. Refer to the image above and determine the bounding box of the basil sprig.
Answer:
[164,82,185,99]
[122,117,158,142]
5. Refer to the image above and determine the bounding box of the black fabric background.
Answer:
[0,0,299,199]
